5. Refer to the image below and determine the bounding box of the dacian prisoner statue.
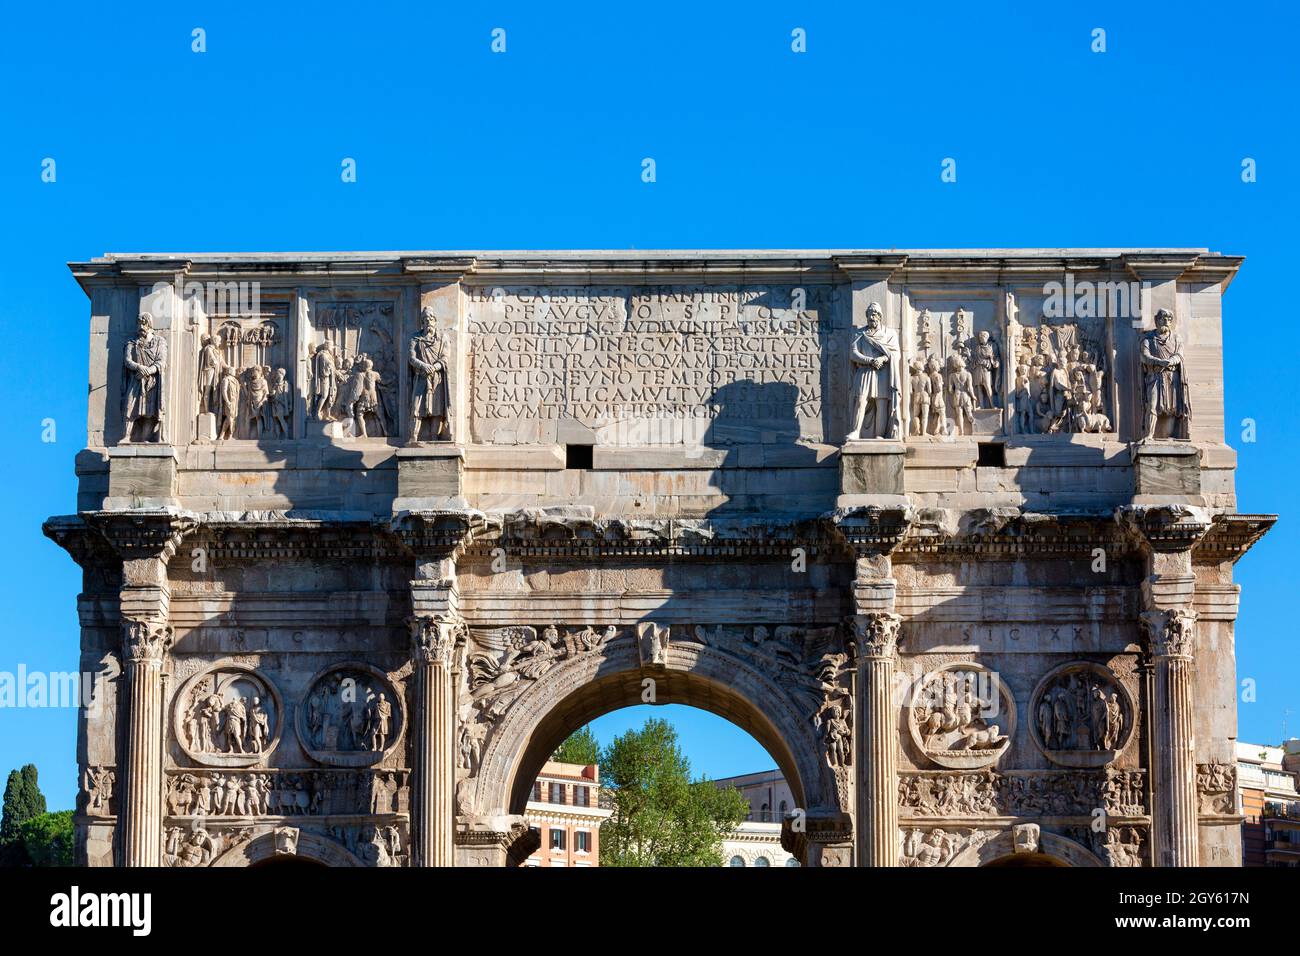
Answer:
[408,307,451,443]
[1141,307,1191,441]
[122,312,168,443]
[846,301,901,440]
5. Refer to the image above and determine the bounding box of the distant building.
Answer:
[1238,740,1300,867]
[522,761,610,867]
[712,770,799,867]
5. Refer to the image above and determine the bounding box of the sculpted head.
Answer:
[864,302,883,330]
[1154,308,1174,334]
[138,312,154,336]
[420,306,439,335]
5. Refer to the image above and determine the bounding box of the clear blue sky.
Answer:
[1,1,1295,807]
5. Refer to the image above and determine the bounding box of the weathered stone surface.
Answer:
[45,250,1273,868]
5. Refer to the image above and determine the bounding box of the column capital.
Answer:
[121,618,173,667]
[409,614,462,667]
[1141,608,1197,660]
[851,612,902,660]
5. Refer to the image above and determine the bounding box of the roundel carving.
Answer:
[907,661,1016,769]
[173,664,283,767]
[296,663,404,768]
[1029,661,1134,768]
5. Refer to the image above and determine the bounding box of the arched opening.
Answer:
[248,855,328,869]
[982,853,1070,868]
[518,700,806,868]
[500,668,817,818]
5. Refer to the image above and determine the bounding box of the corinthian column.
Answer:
[409,615,458,867]
[853,612,901,867]
[1142,607,1199,866]
[119,618,171,866]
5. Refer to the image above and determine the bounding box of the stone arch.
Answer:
[947,830,1104,868]
[210,830,366,868]
[469,636,840,819]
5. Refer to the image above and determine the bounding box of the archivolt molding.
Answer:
[463,629,842,819]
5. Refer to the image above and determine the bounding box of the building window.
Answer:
[785,858,800,867]
[550,782,564,804]
[575,785,590,807]
[779,800,788,816]
[754,856,771,867]
[729,855,745,867]
[532,782,542,801]
[576,830,591,853]
[550,828,566,851]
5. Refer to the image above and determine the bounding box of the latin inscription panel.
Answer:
[466,285,840,445]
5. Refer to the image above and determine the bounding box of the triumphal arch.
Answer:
[47,249,1273,868]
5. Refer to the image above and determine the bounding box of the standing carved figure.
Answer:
[908,357,931,436]
[408,307,451,443]
[197,333,224,416]
[217,365,240,441]
[310,342,339,422]
[269,368,292,438]
[122,312,168,443]
[945,355,977,437]
[925,356,947,435]
[1141,308,1191,440]
[973,330,1001,408]
[845,302,901,440]
[243,366,270,439]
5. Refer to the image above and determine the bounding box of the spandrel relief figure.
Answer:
[122,312,168,443]
[1141,307,1191,440]
[409,306,451,443]
[845,302,901,440]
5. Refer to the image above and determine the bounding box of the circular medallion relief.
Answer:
[296,663,404,767]
[907,662,1016,769]
[1029,661,1133,768]
[173,664,283,767]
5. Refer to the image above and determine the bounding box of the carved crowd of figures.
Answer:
[304,672,393,754]
[907,307,1004,438]
[197,322,291,442]
[81,767,115,815]
[1009,319,1111,435]
[1035,671,1125,752]
[163,823,403,868]
[164,769,404,818]
[899,768,1147,817]
[182,688,271,755]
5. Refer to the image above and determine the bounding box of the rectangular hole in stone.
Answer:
[566,444,594,470]
[977,442,1005,468]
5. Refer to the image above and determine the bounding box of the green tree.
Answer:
[21,811,74,867]
[598,718,749,867]
[552,725,600,765]
[1,765,48,866]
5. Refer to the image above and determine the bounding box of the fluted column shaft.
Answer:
[119,617,171,866]
[410,616,457,867]
[854,612,901,867]
[1144,608,1199,866]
